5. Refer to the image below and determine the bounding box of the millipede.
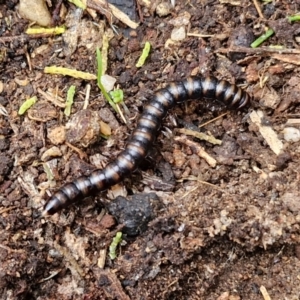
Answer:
[43,76,251,215]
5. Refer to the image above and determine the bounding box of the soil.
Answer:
[1,0,300,299]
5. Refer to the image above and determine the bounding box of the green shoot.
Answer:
[18,96,37,115]
[109,232,122,260]
[110,89,124,104]
[67,0,86,9]
[96,48,117,111]
[64,85,76,116]
[251,29,274,48]
[287,15,300,22]
[136,41,151,68]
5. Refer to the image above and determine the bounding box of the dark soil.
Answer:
[1,0,300,299]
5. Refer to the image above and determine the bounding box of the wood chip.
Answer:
[97,269,130,300]
[258,86,281,109]
[0,103,8,116]
[260,285,271,300]
[54,241,85,277]
[89,0,139,29]
[100,120,112,136]
[38,88,66,108]
[65,141,88,160]
[272,53,300,65]
[175,136,217,167]
[177,128,222,145]
[286,118,300,126]
[217,46,300,55]
[97,249,106,268]
[219,0,241,5]
[249,110,283,155]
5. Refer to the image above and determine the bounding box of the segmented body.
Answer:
[44,76,250,215]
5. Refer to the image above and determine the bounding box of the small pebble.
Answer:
[228,26,254,61]
[19,0,51,27]
[283,127,300,142]
[156,2,172,17]
[217,292,229,300]
[47,126,66,145]
[171,26,186,41]
[169,11,191,27]
[101,74,116,92]
[100,121,111,136]
[0,81,3,94]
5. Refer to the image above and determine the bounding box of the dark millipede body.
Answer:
[43,76,251,215]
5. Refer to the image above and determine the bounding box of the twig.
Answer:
[187,33,214,38]
[83,84,91,109]
[251,29,274,48]
[65,142,87,160]
[260,286,271,300]
[199,112,228,128]
[175,135,217,167]
[217,46,300,55]
[178,177,223,200]
[88,0,139,29]
[0,35,29,44]
[0,206,17,214]
[0,243,25,253]
[136,0,143,23]
[52,0,64,26]
[95,269,130,300]
[250,110,283,155]
[252,0,264,19]
[37,88,66,108]
[177,128,222,145]
[25,48,32,71]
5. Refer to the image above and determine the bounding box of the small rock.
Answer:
[47,126,66,145]
[282,192,300,212]
[275,152,291,170]
[27,102,58,122]
[173,148,186,168]
[171,26,186,41]
[228,26,254,61]
[66,110,100,148]
[107,193,161,236]
[295,245,300,260]
[217,291,229,300]
[100,121,111,136]
[156,2,172,17]
[19,0,51,27]
[259,86,281,109]
[169,11,191,27]
[101,74,116,92]
[65,110,112,147]
[99,214,116,229]
[0,136,9,150]
[98,108,119,130]
[283,127,300,142]
[0,154,13,176]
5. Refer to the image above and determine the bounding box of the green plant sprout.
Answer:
[109,232,122,260]
[64,85,76,116]
[251,29,274,48]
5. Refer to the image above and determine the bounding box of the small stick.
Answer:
[88,0,139,29]
[217,46,300,55]
[175,135,217,167]
[199,112,228,128]
[252,0,264,19]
